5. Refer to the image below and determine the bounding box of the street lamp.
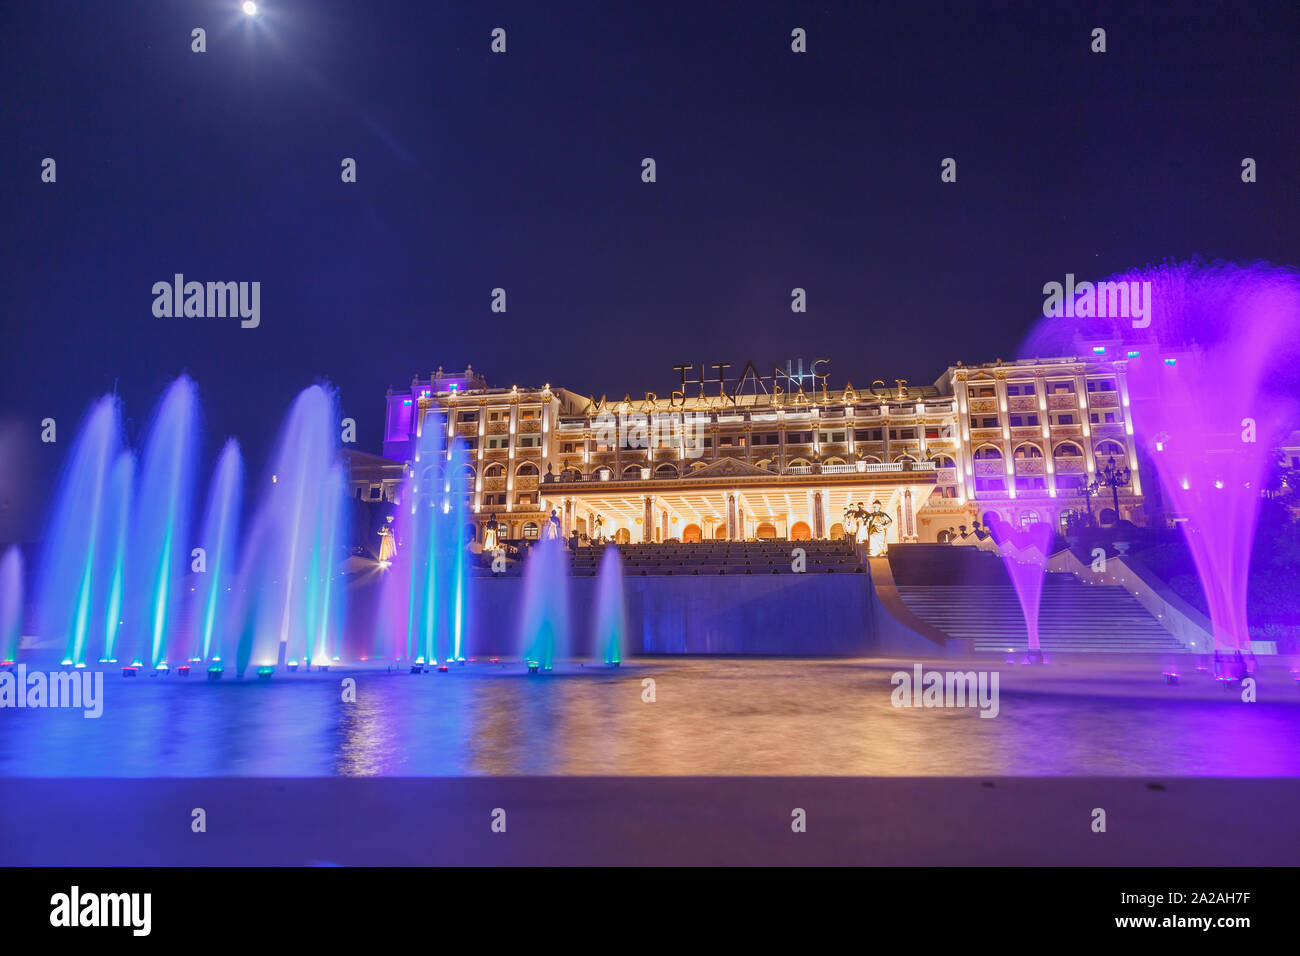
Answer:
[1089,455,1131,525]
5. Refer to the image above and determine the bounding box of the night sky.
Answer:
[2,0,1297,539]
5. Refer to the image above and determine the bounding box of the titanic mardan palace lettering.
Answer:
[349,356,1146,547]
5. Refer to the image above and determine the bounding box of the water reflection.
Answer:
[2,660,1298,777]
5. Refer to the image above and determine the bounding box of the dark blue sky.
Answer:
[2,0,1297,526]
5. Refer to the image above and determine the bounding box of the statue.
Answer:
[865,500,893,556]
[593,513,605,543]
[852,501,870,545]
[482,513,501,551]
[377,515,396,564]
[543,508,563,540]
[543,462,555,484]
[842,504,860,540]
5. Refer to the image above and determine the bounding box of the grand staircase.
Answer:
[887,544,1187,653]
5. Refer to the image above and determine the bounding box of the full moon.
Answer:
[242,1,257,15]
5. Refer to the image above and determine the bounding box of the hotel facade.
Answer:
[354,357,1145,546]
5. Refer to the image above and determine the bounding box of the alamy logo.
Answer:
[890,664,999,718]
[593,411,709,459]
[1042,273,1152,328]
[50,886,151,936]
[152,274,260,328]
[0,664,104,718]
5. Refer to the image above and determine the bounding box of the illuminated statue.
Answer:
[842,505,860,540]
[852,501,870,545]
[865,500,893,556]
[377,515,396,564]
[483,513,500,551]
[594,513,605,543]
[543,508,562,540]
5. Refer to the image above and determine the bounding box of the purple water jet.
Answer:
[1022,260,1300,656]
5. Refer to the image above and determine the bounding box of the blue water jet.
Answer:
[193,439,243,662]
[0,546,23,662]
[592,545,626,664]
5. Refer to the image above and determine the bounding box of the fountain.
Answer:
[994,519,1055,663]
[125,376,199,670]
[592,545,626,665]
[19,381,613,677]
[37,395,123,667]
[237,385,345,675]
[1022,260,1300,672]
[517,535,569,671]
[0,546,22,663]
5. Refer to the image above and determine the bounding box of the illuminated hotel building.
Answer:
[358,357,1145,545]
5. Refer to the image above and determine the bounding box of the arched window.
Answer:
[1013,443,1044,459]
[594,466,612,480]
[515,461,539,477]
[931,455,956,468]
[1018,510,1041,528]
[755,521,777,539]
[1095,440,1125,459]
[973,445,1003,460]
[824,457,846,467]
[522,522,539,539]
[483,462,506,478]
[790,521,812,541]
[1053,441,1083,458]
[655,462,678,477]
[622,464,643,478]
[682,523,702,542]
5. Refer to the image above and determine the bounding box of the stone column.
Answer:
[813,491,825,539]
[643,495,654,543]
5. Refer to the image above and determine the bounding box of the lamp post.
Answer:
[1090,455,1131,524]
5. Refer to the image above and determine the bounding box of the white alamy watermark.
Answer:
[50,887,150,936]
[152,274,260,328]
[1042,273,1152,328]
[593,410,709,460]
[0,664,104,718]
[890,664,999,718]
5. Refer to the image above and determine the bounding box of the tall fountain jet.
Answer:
[38,395,123,667]
[517,534,570,671]
[1022,260,1300,661]
[0,546,22,663]
[125,376,199,669]
[239,385,345,674]
[192,439,244,663]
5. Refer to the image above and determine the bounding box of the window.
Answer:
[970,417,999,429]
[519,407,540,420]
[1019,509,1042,526]
[522,522,539,539]
[1087,378,1117,392]
[889,428,915,440]
[517,435,540,448]
[1050,381,1076,394]
[1009,414,1040,427]
[482,493,506,507]
[968,385,995,398]
[855,428,883,442]
[1089,412,1118,424]
[457,410,478,423]
[973,446,1003,460]
[486,436,509,449]
[1054,414,1075,426]
[1007,383,1036,396]
[1015,476,1047,491]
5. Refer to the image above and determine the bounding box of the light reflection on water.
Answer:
[2,660,1298,777]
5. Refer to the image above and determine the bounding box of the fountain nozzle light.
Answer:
[256,666,275,680]
[122,666,138,677]
[527,661,540,674]
[1163,672,1180,685]
[207,665,224,680]
[287,661,299,672]
[176,665,191,677]
[409,664,423,674]
[437,664,449,672]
